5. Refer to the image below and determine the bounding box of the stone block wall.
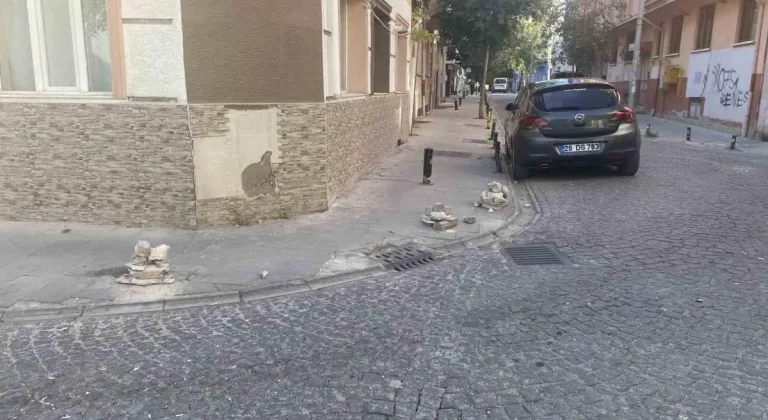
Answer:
[192,103,328,227]
[326,94,406,201]
[0,93,409,228]
[0,102,197,228]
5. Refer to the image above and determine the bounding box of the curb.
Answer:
[0,106,541,324]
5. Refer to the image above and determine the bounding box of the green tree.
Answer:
[559,0,624,76]
[437,0,545,117]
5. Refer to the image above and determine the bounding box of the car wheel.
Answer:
[617,155,639,176]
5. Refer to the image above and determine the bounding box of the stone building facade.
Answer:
[0,0,413,228]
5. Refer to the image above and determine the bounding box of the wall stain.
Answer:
[241,151,277,197]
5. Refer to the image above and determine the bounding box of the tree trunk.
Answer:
[479,45,490,119]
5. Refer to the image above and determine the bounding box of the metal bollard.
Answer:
[486,112,491,129]
[422,148,434,185]
[686,127,691,141]
[454,100,459,110]
[730,135,737,150]
[491,120,497,136]
[645,124,651,136]
[493,140,502,173]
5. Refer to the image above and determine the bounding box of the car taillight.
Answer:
[610,108,635,123]
[520,115,549,130]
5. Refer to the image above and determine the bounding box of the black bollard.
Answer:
[730,135,737,150]
[422,148,434,185]
[646,124,651,136]
[686,127,691,141]
[494,140,502,173]
[454,100,459,110]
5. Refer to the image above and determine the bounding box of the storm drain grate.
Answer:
[501,244,567,266]
[372,245,436,272]
[434,150,473,158]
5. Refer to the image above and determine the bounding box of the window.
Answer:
[339,0,347,92]
[669,15,683,54]
[0,0,112,93]
[322,0,340,97]
[738,0,758,43]
[531,85,620,112]
[695,4,715,50]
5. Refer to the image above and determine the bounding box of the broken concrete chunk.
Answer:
[120,241,174,285]
[134,241,151,257]
[422,202,459,231]
[433,218,458,231]
[148,244,170,262]
[479,181,511,210]
[488,181,503,193]
[464,216,477,224]
[431,202,447,213]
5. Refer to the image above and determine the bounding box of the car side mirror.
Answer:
[505,103,517,111]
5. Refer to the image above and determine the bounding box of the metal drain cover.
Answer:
[372,246,435,272]
[501,244,567,266]
[434,150,473,158]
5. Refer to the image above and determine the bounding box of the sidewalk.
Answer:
[637,114,768,156]
[0,96,521,318]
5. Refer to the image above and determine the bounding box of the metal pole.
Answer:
[731,135,737,149]
[422,148,434,185]
[628,1,645,108]
[686,127,691,141]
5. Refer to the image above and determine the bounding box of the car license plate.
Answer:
[560,143,601,153]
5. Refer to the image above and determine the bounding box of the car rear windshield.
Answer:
[493,78,507,84]
[531,85,620,112]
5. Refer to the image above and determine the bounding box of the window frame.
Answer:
[0,0,112,96]
[737,0,759,43]
[668,15,683,55]
[339,0,347,93]
[695,4,716,51]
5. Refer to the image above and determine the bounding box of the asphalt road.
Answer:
[3,95,768,419]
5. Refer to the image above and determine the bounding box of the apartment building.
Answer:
[606,0,768,137]
[0,0,413,228]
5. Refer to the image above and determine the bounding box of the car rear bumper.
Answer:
[515,125,641,167]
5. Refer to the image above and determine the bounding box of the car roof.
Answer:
[529,78,612,92]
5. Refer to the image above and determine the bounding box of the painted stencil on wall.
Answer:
[686,47,755,122]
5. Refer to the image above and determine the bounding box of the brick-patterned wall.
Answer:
[0,102,197,228]
[326,94,405,202]
[194,103,328,227]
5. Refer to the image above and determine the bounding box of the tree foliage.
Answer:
[436,0,546,115]
[559,0,624,75]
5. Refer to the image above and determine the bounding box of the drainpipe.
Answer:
[744,0,766,138]
[653,23,665,116]
[628,0,645,108]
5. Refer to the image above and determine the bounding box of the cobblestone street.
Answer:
[3,104,768,419]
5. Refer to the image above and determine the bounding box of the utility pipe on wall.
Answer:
[628,0,646,108]
[744,0,766,138]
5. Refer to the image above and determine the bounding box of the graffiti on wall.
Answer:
[710,64,750,108]
[686,47,755,122]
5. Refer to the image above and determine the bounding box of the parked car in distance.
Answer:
[490,78,509,93]
[502,78,641,180]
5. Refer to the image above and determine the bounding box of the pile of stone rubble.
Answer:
[476,181,511,210]
[420,202,459,231]
[118,240,175,285]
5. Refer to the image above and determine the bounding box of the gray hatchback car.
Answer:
[503,78,641,180]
